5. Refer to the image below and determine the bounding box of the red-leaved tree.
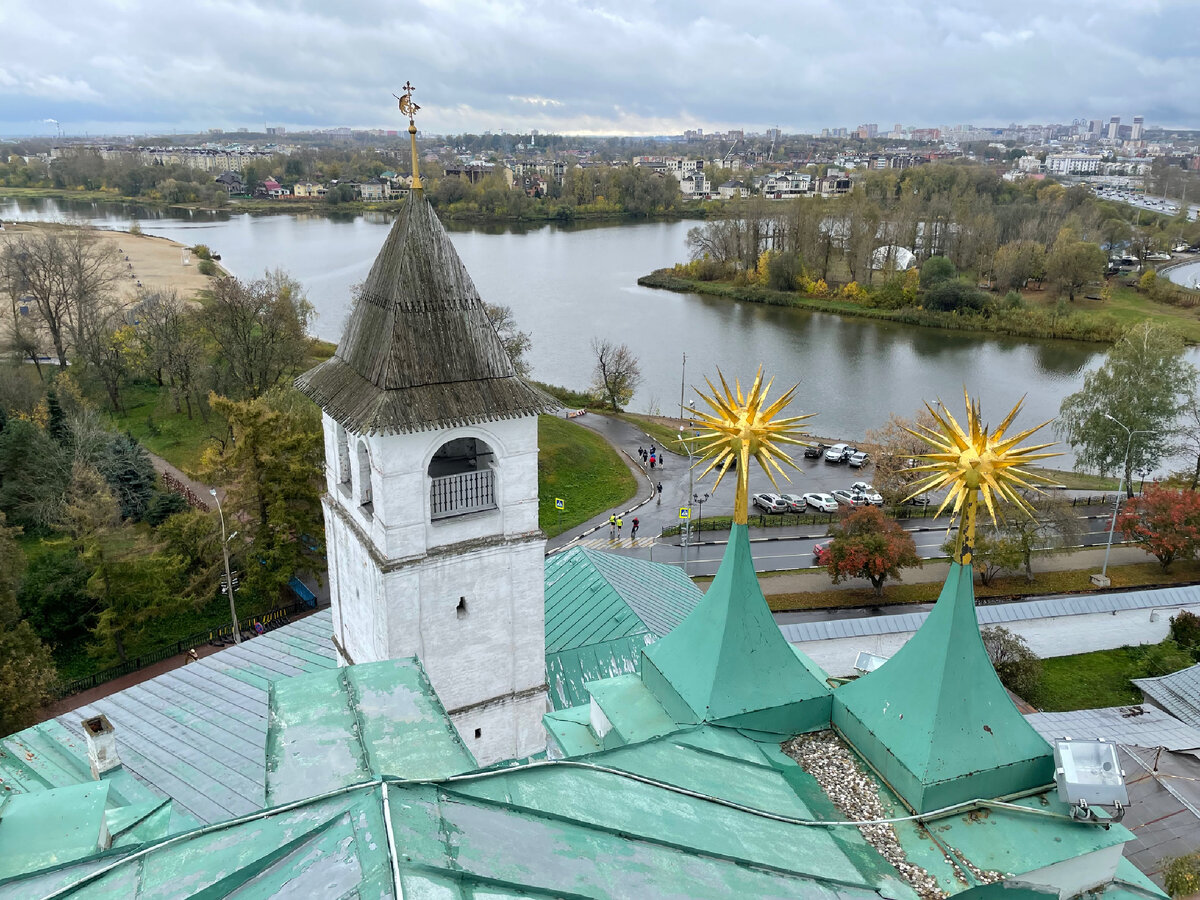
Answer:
[826,506,922,597]
[1118,485,1200,571]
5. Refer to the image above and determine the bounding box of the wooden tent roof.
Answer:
[296,192,557,434]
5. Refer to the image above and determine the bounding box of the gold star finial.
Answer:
[903,390,1060,564]
[691,367,814,525]
[393,82,423,191]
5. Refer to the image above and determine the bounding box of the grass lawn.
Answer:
[105,381,224,476]
[1020,282,1200,343]
[538,415,637,538]
[1031,646,1145,711]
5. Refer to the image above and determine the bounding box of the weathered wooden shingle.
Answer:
[295,191,557,434]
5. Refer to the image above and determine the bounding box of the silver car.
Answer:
[831,489,869,508]
[753,492,790,513]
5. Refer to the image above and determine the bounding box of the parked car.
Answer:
[804,442,828,459]
[850,482,883,506]
[753,492,790,513]
[812,539,833,564]
[824,443,849,463]
[848,451,870,468]
[778,493,807,512]
[802,492,839,513]
[831,489,869,507]
[907,494,932,507]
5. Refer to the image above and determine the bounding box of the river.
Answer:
[0,196,1184,470]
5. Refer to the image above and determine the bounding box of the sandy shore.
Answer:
[0,220,217,300]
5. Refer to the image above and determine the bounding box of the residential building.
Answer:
[717,179,749,199]
[1045,153,1102,175]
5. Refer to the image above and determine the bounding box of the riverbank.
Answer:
[0,220,218,300]
[639,269,1200,344]
[0,185,717,226]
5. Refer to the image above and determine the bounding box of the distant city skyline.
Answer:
[1,0,1196,138]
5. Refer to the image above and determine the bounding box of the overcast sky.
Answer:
[1,0,1196,138]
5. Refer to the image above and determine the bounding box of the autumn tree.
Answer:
[203,271,314,399]
[1057,322,1196,493]
[133,290,207,419]
[1046,229,1107,301]
[862,408,939,505]
[590,338,642,412]
[992,240,1046,292]
[0,512,58,733]
[200,389,324,604]
[1117,484,1200,571]
[825,505,921,597]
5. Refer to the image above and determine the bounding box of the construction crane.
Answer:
[45,118,63,139]
[767,127,779,162]
[722,137,740,167]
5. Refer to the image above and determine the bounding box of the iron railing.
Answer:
[430,469,496,519]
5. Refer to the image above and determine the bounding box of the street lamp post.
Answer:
[210,488,241,643]
[1093,414,1152,586]
[693,492,710,529]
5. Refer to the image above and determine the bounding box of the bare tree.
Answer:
[590,338,642,412]
[0,227,121,368]
[484,302,532,377]
[133,290,206,419]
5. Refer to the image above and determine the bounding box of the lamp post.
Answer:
[1094,414,1152,585]
[693,492,710,529]
[210,488,241,643]
[678,426,697,501]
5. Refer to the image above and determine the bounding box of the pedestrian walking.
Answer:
[631,517,639,539]
[638,445,644,460]
[650,455,656,470]
[609,514,616,539]
[658,454,664,471]
[656,481,663,505]
[616,516,624,538]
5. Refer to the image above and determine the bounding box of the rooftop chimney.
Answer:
[81,714,120,779]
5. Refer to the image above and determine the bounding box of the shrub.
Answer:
[919,256,957,288]
[980,626,1042,699]
[840,281,868,302]
[1138,269,1157,292]
[1002,290,1024,309]
[128,221,142,236]
[923,280,991,313]
[1169,610,1200,658]
[766,251,802,292]
[1164,853,1200,898]
[1136,640,1194,678]
[191,244,212,260]
[197,259,217,276]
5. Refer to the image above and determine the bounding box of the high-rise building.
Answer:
[1131,116,1145,141]
[1106,116,1121,140]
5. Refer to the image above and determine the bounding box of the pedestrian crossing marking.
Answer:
[579,536,655,550]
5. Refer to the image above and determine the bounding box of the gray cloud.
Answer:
[1,0,1195,136]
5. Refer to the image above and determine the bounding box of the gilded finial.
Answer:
[903,390,1059,565]
[393,81,423,191]
[691,367,813,525]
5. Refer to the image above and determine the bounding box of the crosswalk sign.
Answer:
[679,507,690,520]
[555,498,564,510]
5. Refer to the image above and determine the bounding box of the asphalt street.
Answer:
[546,411,1126,578]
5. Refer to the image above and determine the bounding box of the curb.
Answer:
[550,448,658,554]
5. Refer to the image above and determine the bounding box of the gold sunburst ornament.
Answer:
[692,367,814,525]
[904,390,1060,565]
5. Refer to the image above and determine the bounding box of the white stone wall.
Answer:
[452,692,547,766]
[795,603,1200,678]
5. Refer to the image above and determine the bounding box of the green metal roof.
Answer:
[266,657,476,806]
[544,547,702,710]
[833,563,1055,814]
[640,524,831,734]
[544,546,700,653]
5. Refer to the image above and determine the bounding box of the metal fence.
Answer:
[54,599,317,700]
[430,469,496,519]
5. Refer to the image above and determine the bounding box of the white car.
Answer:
[831,489,869,507]
[824,443,849,463]
[753,492,790,513]
[802,492,839,513]
[850,482,884,506]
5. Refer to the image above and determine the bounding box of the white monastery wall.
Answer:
[796,602,1200,678]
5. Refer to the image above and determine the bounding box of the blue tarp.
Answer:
[288,576,316,607]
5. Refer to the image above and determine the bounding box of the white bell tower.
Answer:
[297,191,556,765]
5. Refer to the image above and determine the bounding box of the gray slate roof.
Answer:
[1026,705,1200,751]
[1134,662,1200,728]
[780,583,1200,643]
[295,191,557,434]
[1,611,336,826]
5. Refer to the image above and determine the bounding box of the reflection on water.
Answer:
[6,194,1193,472]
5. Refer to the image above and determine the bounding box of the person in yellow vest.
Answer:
[616,516,624,538]
[609,514,616,539]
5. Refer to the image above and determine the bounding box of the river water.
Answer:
[2,196,1186,470]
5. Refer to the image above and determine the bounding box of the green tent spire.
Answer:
[833,562,1053,814]
[641,524,831,734]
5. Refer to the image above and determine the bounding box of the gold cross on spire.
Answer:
[393,81,423,190]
